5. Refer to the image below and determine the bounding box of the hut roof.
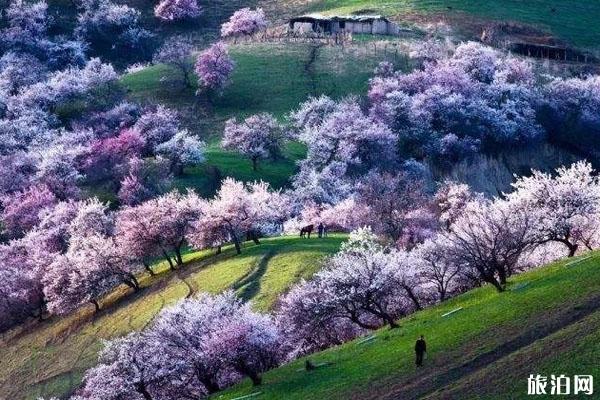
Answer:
[290,14,390,24]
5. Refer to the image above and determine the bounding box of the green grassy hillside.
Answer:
[304,0,600,50]
[121,41,405,195]
[217,252,600,400]
[0,235,347,400]
[121,42,404,119]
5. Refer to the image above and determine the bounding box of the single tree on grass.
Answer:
[154,0,202,22]
[195,42,234,95]
[78,331,177,400]
[222,113,285,171]
[202,300,281,386]
[153,36,195,88]
[154,130,205,176]
[413,235,464,302]
[284,228,424,331]
[221,8,268,40]
[444,198,536,292]
[133,105,180,155]
[43,235,142,314]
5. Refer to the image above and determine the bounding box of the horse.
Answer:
[300,224,314,238]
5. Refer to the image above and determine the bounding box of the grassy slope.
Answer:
[0,235,347,400]
[304,0,600,50]
[217,252,600,400]
[429,310,600,399]
[121,42,403,195]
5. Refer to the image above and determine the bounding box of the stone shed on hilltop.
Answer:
[289,14,400,36]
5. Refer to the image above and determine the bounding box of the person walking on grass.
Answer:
[415,335,427,367]
[318,222,324,238]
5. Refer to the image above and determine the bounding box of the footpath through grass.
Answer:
[307,0,600,51]
[217,251,600,400]
[0,235,346,400]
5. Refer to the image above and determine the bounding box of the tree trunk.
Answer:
[143,261,155,276]
[172,162,184,176]
[216,246,222,254]
[174,247,183,266]
[252,157,258,171]
[37,302,45,321]
[127,274,140,291]
[247,371,262,386]
[200,378,220,394]
[404,286,422,310]
[230,230,242,254]
[498,267,508,287]
[350,316,380,330]
[487,277,505,292]
[567,242,578,257]
[385,315,399,329]
[163,250,175,270]
[91,299,100,312]
[183,69,193,89]
[135,383,153,400]
[248,230,260,245]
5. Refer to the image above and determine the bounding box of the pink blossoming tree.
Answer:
[195,42,234,94]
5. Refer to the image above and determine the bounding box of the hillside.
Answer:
[217,252,600,400]
[0,235,347,400]
[121,41,405,195]
[2,2,600,400]
[286,0,600,51]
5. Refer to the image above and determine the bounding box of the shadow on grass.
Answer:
[232,250,276,303]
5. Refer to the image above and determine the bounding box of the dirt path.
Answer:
[358,294,600,400]
[303,43,324,95]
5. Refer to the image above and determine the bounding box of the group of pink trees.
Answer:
[368,41,543,166]
[116,190,203,270]
[277,228,425,355]
[153,36,195,88]
[38,160,600,398]
[277,161,600,356]
[188,178,291,255]
[78,292,282,399]
[0,176,288,331]
[152,7,267,93]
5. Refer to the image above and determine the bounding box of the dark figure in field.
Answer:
[415,335,427,367]
[300,224,314,238]
[317,222,324,238]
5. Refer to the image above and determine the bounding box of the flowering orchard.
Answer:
[3,2,600,398]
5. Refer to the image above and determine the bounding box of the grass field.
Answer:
[303,0,600,50]
[216,252,600,400]
[121,42,403,119]
[0,235,347,400]
[175,140,307,197]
